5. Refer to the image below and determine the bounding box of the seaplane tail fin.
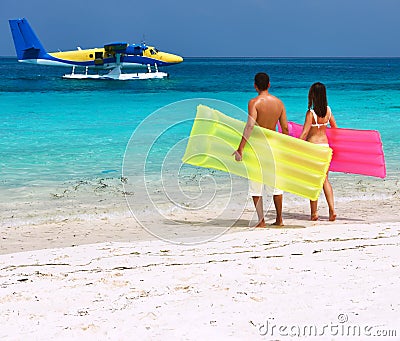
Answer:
[9,18,47,61]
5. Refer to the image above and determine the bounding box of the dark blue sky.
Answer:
[2,0,400,57]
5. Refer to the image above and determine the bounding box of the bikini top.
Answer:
[310,106,331,128]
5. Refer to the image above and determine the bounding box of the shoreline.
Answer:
[1,186,399,254]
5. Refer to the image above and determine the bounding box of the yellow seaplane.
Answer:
[9,18,183,80]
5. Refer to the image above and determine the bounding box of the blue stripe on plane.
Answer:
[47,56,171,68]
[121,55,173,66]
[44,54,173,68]
[52,56,174,68]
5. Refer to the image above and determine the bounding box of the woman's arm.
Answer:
[329,108,338,128]
[299,110,313,140]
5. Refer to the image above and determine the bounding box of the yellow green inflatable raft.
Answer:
[182,105,332,201]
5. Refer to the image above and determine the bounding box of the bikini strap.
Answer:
[310,109,320,127]
[311,107,330,127]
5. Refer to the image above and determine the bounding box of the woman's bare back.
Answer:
[304,107,337,144]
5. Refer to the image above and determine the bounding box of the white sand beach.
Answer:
[1,174,399,340]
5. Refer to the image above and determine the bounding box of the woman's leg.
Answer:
[323,173,336,221]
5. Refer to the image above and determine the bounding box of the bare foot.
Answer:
[270,221,284,227]
[329,211,337,221]
[311,214,318,221]
[255,219,266,228]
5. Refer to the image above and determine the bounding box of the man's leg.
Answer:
[252,196,266,227]
[272,194,284,226]
[310,200,318,221]
[249,180,266,227]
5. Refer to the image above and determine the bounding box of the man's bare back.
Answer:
[249,92,288,132]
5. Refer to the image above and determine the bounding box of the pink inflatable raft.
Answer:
[279,122,386,178]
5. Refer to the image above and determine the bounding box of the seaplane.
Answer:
[9,18,183,80]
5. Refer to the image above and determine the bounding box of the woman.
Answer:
[299,82,337,221]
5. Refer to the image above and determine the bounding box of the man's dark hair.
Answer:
[254,72,270,91]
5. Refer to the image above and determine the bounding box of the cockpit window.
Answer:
[150,49,157,55]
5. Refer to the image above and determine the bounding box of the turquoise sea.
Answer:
[1,57,399,226]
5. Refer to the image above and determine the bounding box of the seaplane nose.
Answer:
[160,52,183,64]
[173,55,184,63]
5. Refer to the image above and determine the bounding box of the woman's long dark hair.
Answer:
[308,82,328,118]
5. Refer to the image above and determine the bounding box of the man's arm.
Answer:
[233,99,257,161]
[278,104,289,135]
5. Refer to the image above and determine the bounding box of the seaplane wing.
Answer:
[9,18,183,80]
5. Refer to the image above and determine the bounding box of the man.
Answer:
[233,72,289,227]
